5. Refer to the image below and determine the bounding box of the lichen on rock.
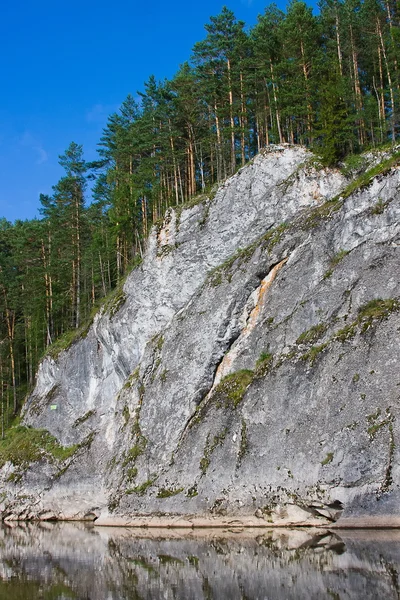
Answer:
[2,145,400,528]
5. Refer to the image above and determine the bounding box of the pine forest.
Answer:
[1,0,400,430]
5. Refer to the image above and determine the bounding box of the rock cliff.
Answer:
[1,145,400,527]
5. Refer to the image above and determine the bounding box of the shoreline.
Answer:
[3,513,400,530]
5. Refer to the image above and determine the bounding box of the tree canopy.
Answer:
[1,0,399,430]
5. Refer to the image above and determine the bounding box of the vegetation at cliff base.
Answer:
[0,426,77,469]
[1,0,400,430]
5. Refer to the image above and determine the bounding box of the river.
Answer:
[0,523,399,599]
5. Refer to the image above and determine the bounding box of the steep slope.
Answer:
[1,145,399,527]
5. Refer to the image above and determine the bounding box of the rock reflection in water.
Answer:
[0,523,399,599]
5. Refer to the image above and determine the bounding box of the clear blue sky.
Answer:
[0,0,315,222]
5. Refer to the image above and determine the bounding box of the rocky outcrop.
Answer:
[1,145,400,527]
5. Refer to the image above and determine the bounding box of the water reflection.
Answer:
[0,522,399,599]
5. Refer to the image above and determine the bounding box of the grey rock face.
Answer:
[2,145,400,526]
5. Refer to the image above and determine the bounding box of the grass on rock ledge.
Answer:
[0,426,77,469]
[213,370,254,409]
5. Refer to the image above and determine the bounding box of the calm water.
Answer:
[0,523,399,599]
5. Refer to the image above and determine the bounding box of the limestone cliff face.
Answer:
[2,145,400,527]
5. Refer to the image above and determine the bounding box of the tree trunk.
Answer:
[269,61,284,144]
[227,58,236,174]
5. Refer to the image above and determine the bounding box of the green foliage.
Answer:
[323,249,349,279]
[261,223,289,253]
[0,426,77,469]
[123,368,140,389]
[296,324,327,345]
[186,484,198,498]
[334,299,398,344]
[126,477,156,495]
[303,197,343,230]
[338,153,400,202]
[366,408,393,440]
[122,405,130,426]
[213,370,254,409]
[107,290,127,319]
[238,419,248,464]
[300,343,328,365]
[158,554,184,566]
[340,154,367,177]
[126,466,138,481]
[335,323,357,342]
[200,428,228,474]
[313,71,356,166]
[73,410,96,428]
[152,334,164,352]
[206,224,290,289]
[358,298,400,330]
[122,437,147,467]
[255,352,273,377]
[3,0,400,434]
[321,452,334,466]
[367,421,388,438]
[157,486,184,498]
[45,320,93,360]
[207,244,257,287]
[370,197,391,215]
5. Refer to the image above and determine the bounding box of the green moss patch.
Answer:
[200,428,228,475]
[123,368,140,390]
[126,477,157,495]
[152,333,164,352]
[370,197,392,215]
[122,437,147,467]
[358,298,399,329]
[323,249,350,279]
[213,370,254,409]
[126,466,138,482]
[186,484,198,498]
[340,151,400,200]
[303,197,343,230]
[157,486,184,498]
[238,419,248,464]
[72,409,96,428]
[300,343,328,365]
[335,323,357,342]
[255,352,273,377]
[261,223,288,252]
[45,321,93,360]
[321,452,334,466]
[296,323,327,345]
[0,426,78,469]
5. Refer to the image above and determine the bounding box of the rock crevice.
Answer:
[2,146,400,527]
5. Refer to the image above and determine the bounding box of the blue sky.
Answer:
[0,0,315,222]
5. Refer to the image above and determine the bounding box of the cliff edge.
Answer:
[2,145,400,528]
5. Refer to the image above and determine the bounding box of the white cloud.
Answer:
[19,131,48,165]
[86,103,117,124]
[34,145,48,164]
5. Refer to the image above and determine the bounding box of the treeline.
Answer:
[1,0,399,426]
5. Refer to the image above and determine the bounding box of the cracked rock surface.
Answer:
[1,145,400,527]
